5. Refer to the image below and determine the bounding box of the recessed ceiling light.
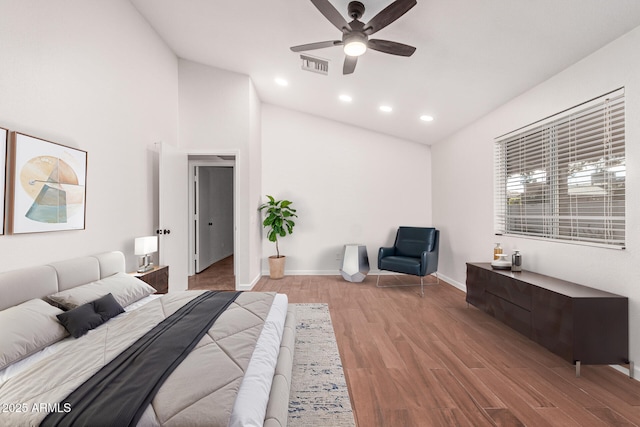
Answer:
[379,105,393,113]
[274,77,288,87]
[339,94,352,103]
[420,115,434,122]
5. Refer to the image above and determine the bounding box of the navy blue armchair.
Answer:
[377,227,439,297]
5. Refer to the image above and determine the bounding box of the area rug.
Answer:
[289,303,356,427]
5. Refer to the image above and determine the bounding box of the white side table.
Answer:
[340,244,370,282]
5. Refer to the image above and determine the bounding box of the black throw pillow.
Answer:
[93,293,125,320]
[57,303,105,338]
[56,293,125,338]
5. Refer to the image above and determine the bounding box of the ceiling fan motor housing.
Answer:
[348,1,365,20]
[343,31,368,47]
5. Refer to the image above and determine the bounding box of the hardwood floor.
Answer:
[188,255,235,291]
[250,274,640,427]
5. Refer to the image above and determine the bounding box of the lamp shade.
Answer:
[134,236,158,256]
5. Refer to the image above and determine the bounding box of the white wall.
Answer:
[248,81,263,285]
[178,59,261,288]
[261,105,432,274]
[0,0,178,272]
[178,60,251,150]
[432,25,640,377]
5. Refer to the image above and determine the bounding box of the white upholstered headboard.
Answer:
[0,251,125,311]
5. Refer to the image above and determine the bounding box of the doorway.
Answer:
[187,156,235,290]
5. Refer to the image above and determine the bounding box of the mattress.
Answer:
[0,292,289,426]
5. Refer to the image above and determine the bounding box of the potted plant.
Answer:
[258,195,297,279]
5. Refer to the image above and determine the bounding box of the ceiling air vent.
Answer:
[300,54,329,75]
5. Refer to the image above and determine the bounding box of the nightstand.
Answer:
[130,265,169,294]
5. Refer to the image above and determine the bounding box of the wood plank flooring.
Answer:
[250,274,640,427]
[188,255,235,291]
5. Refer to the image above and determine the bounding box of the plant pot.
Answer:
[268,255,286,279]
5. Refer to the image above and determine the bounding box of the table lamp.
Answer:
[135,236,158,273]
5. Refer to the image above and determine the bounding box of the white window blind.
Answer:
[494,89,625,248]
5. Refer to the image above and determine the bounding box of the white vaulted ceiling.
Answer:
[130,0,640,145]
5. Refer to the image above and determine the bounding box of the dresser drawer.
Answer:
[476,266,532,310]
[484,292,531,338]
[486,275,530,310]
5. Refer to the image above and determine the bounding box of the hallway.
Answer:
[187,255,235,291]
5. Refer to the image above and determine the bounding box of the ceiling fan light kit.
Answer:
[344,37,367,57]
[291,0,417,74]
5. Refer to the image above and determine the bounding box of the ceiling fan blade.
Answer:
[343,56,358,74]
[364,0,417,35]
[368,39,416,56]
[290,40,342,52]
[310,0,352,32]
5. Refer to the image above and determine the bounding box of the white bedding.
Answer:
[0,294,160,385]
[231,293,288,427]
[0,292,289,426]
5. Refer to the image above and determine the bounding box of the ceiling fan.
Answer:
[290,0,417,75]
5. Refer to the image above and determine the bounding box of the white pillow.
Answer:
[47,272,157,310]
[0,299,68,370]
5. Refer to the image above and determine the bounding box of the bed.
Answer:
[0,251,295,427]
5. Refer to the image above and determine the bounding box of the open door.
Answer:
[157,142,188,292]
[194,165,234,273]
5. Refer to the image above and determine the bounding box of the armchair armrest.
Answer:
[378,246,396,269]
[420,249,439,276]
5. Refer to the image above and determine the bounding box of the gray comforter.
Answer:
[0,291,275,426]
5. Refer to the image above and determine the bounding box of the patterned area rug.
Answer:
[289,304,356,427]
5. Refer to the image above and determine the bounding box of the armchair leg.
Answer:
[376,273,428,298]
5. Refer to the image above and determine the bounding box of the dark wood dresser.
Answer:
[131,265,169,294]
[466,262,629,375]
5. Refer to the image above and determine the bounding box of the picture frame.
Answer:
[10,132,87,234]
[0,127,7,235]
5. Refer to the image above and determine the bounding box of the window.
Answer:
[494,89,625,248]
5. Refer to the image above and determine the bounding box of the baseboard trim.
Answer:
[610,363,638,381]
[259,269,468,292]
[238,273,262,291]
[436,272,466,292]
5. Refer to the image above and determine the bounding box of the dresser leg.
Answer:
[575,361,581,377]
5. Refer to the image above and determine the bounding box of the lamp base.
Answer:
[137,264,154,273]
[137,255,154,273]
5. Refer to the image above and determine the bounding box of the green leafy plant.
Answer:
[258,195,298,258]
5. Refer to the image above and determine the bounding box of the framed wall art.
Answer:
[0,127,7,235]
[10,132,87,234]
